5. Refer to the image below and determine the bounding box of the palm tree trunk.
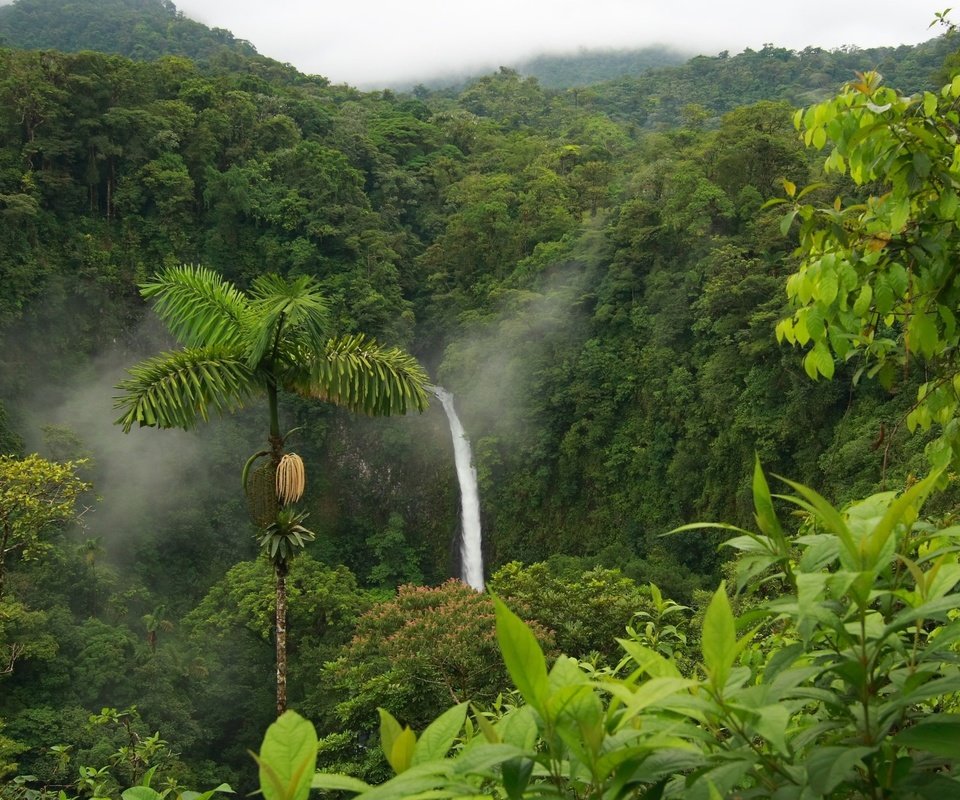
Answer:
[267,379,288,716]
[275,559,288,716]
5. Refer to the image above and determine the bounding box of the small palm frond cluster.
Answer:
[114,265,429,432]
[257,507,316,563]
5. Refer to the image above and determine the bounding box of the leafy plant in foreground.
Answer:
[309,459,960,798]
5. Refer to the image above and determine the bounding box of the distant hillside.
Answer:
[515,45,689,88]
[581,37,958,128]
[0,0,258,61]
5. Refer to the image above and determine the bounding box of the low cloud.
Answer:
[176,0,940,87]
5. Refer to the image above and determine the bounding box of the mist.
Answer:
[438,218,607,448]
[19,314,255,569]
[175,0,942,88]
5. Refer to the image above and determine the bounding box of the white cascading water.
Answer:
[431,386,484,591]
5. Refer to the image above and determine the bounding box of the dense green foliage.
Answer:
[0,0,257,63]
[1,1,960,794]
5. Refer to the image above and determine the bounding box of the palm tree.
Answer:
[142,604,174,653]
[114,265,429,714]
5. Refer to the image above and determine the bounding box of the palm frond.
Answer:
[292,334,430,416]
[141,264,250,349]
[114,347,259,432]
[245,274,330,369]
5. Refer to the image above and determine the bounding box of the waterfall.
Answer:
[431,386,484,591]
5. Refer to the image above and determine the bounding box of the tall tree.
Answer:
[114,264,429,714]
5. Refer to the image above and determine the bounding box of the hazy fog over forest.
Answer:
[165,0,946,86]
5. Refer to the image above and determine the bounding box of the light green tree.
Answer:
[0,454,84,688]
[774,70,960,468]
[114,264,429,714]
[0,453,90,599]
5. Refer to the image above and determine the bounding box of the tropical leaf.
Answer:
[245,274,330,369]
[141,264,250,350]
[113,347,258,432]
[255,711,317,800]
[296,334,429,416]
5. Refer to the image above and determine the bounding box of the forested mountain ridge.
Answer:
[0,0,258,63]
[1,14,959,796]
[514,45,688,88]
[569,36,957,127]
[414,37,955,122]
[0,0,950,101]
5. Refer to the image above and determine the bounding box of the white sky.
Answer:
[175,1,947,87]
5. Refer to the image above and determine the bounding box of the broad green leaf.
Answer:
[780,207,799,235]
[908,312,939,359]
[122,788,161,800]
[751,704,791,754]
[701,583,736,690]
[895,717,960,758]
[615,677,694,727]
[378,708,403,762]
[351,761,454,800]
[550,684,605,760]
[688,761,754,800]
[805,304,825,342]
[814,341,835,379]
[450,742,528,775]
[889,196,911,232]
[548,654,588,692]
[817,270,839,305]
[256,711,318,800]
[722,535,775,554]
[501,758,533,800]
[412,703,468,765]
[852,283,873,317]
[797,533,840,572]
[379,709,416,774]
[493,595,549,712]
[874,277,894,314]
[806,746,874,795]
[733,553,781,593]
[180,784,234,800]
[311,774,372,794]
[497,706,538,750]
[926,561,960,599]
[888,262,909,296]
